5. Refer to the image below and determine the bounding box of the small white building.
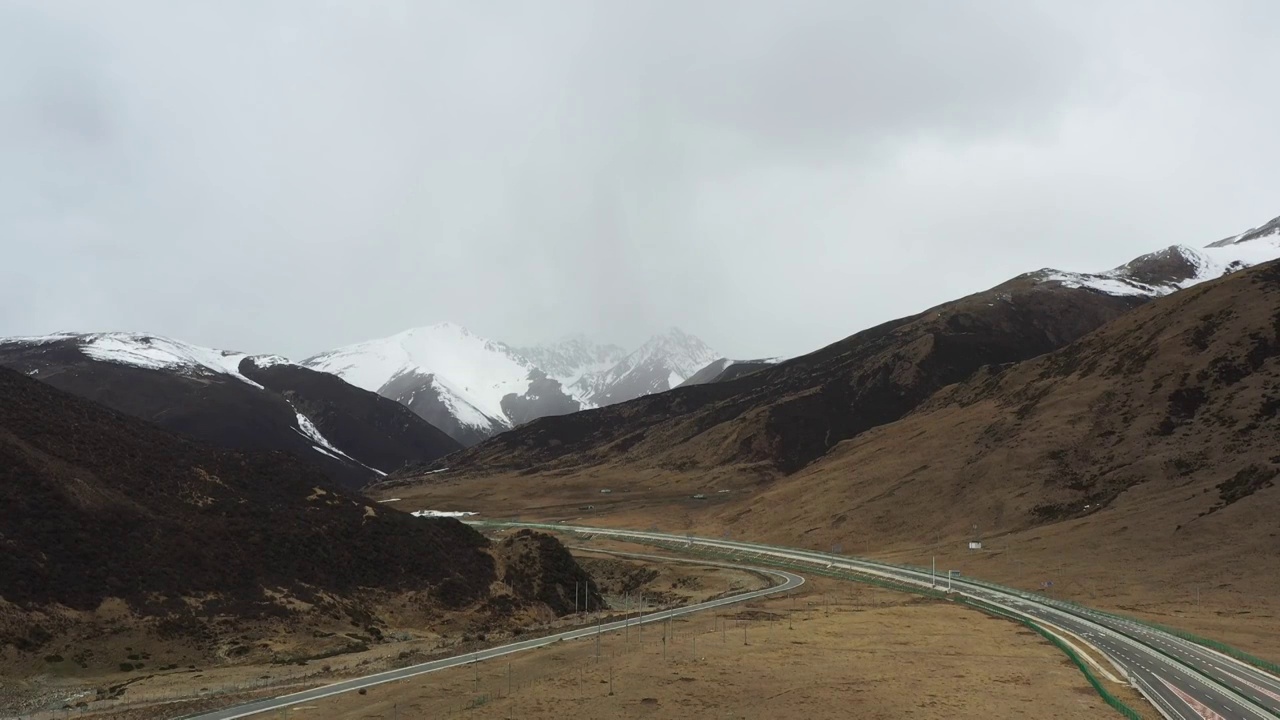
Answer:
[967,541,983,550]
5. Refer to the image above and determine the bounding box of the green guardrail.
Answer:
[606,533,1143,719]
[1070,609,1280,677]
[486,523,1277,694]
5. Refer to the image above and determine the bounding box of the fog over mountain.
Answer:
[2,1,1279,362]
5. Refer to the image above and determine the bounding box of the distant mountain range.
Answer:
[387,211,1280,481]
[303,325,721,445]
[0,324,730,482]
[0,333,460,488]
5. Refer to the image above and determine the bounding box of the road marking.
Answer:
[1159,677,1228,720]
[184,551,803,720]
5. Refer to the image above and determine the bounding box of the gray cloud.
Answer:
[2,0,1278,360]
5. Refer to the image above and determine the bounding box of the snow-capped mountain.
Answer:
[302,323,585,446]
[570,328,719,406]
[1037,213,1280,297]
[0,332,459,487]
[510,335,627,389]
[304,324,720,445]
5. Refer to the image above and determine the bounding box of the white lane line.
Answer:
[1159,676,1229,720]
[186,552,802,720]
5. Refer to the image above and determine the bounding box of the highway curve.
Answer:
[182,553,803,720]
[515,523,1279,720]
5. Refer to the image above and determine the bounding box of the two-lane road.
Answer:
[503,523,1278,720]
[184,553,802,720]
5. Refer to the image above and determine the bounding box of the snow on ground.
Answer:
[1042,272,1158,297]
[667,370,683,389]
[303,323,534,429]
[5,332,269,388]
[411,510,477,518]
[288,402,386,476]
[1045,231,1280,298]
[248,354,292,368]
[429,374,506,431]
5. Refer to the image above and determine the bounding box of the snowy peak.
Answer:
[628,328,719,380]
[304,323,720,443]
[1039,212,1280,298]
[510,335,627,387]
[303,323,584,445]
[0,331,459,486]
[0,332,266,388]
[303,322,532,423]
[570,328,719,406]
[1207,213,1280,248]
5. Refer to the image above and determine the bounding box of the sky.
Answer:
[1,0,1278,361]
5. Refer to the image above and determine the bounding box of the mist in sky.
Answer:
[2,0,1278,359]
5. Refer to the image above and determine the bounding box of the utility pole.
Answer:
[931,556,936,588]
[508,662,512,696]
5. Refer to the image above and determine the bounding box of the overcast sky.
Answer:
[1,0,1277,360]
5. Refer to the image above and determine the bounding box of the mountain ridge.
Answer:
[0,332,459,488]
[382,210,1280,482]
[305,324,720,445]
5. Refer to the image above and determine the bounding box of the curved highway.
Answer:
[182,554,803,720]
[502,522,1279,720]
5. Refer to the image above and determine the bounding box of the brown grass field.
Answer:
[279,574,1150,720]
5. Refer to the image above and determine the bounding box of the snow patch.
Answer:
[303,323,534,430]
[289,403,387,477]
[43,333,268,388]
[411,509,477,518]
[1042,272,1156,297]
[248,354,292,368]
[1044,232,1280,298]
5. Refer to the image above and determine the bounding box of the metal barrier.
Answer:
[611,533,1146,719]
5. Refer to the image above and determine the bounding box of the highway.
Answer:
[182,554,803,720]
[500,522,1279,720]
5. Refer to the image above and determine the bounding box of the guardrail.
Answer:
[544,527,1145,719]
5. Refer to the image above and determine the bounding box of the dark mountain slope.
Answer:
[0,364,492,616]
[391,276,1144,481]
[713,260,1280,653]
[0,334,460,488]
[0,367,598,674]
[677,358,778,388]
[387,216,1279,487]
[733,258,1280,544]
[240,359,460,477]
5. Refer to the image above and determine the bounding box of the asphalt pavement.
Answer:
[516,523,1278,720]
[182,553,803,720]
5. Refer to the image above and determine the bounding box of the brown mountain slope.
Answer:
[708,260,1280,652]
[0,335,461,489]
[0,367,594,672]
[733,258,1280,543]
[397,278,1144,483]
